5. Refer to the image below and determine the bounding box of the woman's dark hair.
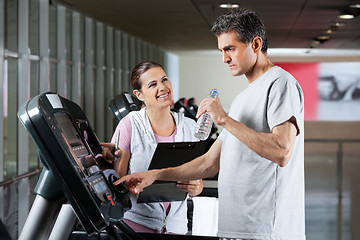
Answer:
[211,8,268,53]
[131,61,164,91]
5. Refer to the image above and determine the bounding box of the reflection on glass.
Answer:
[92,23,96,62]
[50,63,57,92]
[67,64,72,98]
[29,0,39,55]
[305,142,338,240]
[81,66,85,109]
[49,3,57,59]
[3,184,18,239]
[66,9,72,62]
[5,0,18,52]
[80,15,85,63]
[343,143,360,240]
[30,61,39,97]
[4,58,18,179]
[103,27,107,66]
[29,61,39,170]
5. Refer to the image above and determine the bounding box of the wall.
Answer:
[164,52,180,101]
[175,51,248,112]
[174,49,360,113]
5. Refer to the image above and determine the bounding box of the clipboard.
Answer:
[136,141,207,203]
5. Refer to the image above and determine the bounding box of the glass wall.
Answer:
[304,120,360,240]
[304,140,360,240]
[0,0,165,238]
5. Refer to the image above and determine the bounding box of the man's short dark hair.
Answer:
[211,9,268,53]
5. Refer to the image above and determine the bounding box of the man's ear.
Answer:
[252,36,263,53]
[133,89,144,101]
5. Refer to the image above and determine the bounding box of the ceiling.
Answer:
[59,0,360,52]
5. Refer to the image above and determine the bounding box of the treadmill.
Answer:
[108,92,142,124]
[18,92,218,240]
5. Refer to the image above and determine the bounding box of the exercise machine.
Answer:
[18,92,218,240]
[108,92,142,124]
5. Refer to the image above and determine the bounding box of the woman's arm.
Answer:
[100,142,130,177]
[114,148,130,177]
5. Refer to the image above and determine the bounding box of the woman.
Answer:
[103,61,203,234]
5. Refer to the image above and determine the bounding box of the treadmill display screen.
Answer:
[55,114,90,172]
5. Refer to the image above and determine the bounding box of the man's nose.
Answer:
[223,53,230,63]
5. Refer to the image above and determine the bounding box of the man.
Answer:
[117,9,305,240]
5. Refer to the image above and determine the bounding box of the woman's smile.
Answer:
[157,92,169,100]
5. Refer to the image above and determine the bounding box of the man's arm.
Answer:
[197,97,297,167]
[220,116,297,167]
[116,139,222,194]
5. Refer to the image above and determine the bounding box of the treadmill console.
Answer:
[18,92,128,235]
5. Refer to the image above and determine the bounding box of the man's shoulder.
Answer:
[273,66,298,82]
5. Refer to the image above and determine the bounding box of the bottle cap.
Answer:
[210,89,219,98]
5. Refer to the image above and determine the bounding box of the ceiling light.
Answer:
[309,40,321,48]
[329,24,339,31]
[334,22,345,27]
[349,4,360,8]
[316,35,330,40]
[314,35,330,44]
[323,29,333,34]
[219,3,240,9]
[339,13,354,19]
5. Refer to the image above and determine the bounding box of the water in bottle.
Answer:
[194,89,219,140]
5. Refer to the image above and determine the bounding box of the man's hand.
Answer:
[177,180,203,197]
[100,142,123,163]
[196,97,228,126]
[114,170,159,194]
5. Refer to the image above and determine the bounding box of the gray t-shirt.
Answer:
[218,66,305,240]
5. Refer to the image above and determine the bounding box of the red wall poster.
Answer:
[276,62,360,121]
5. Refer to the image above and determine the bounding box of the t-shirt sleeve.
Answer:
[218,128,227,141]
[267,78,303,135]
[111,115,132,154]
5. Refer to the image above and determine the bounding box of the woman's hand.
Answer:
[100,142,122,163]
[177,180,203,197]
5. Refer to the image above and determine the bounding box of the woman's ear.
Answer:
[252,36,263,53]
[133,89,144,101]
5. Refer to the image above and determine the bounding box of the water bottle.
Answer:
[194,89,219,141]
